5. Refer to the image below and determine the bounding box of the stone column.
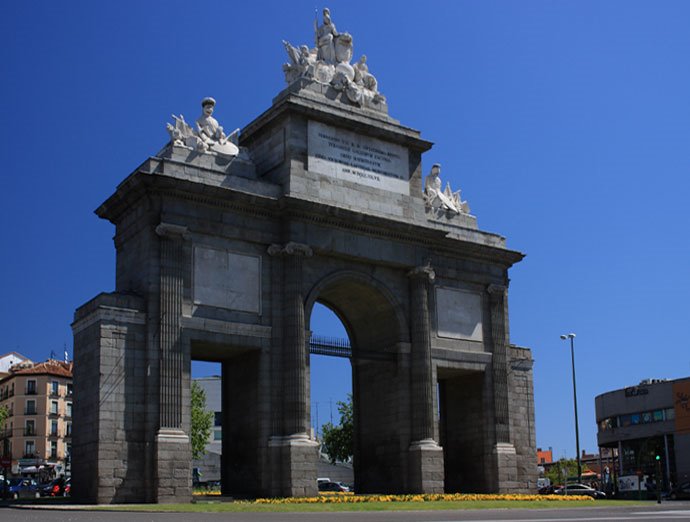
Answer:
[487,283,517,492]
[267,242,318,497]
[407,264,444,493]
[154,223,192,502]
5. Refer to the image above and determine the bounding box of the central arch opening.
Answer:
[309,303,353,489]
[306,272,409,494]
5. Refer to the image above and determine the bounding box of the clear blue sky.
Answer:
[2,1,689,462]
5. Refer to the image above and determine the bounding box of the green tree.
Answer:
[191,381,214,460]
[545,458,582,486]
[321,394,353,464]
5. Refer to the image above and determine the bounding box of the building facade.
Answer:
[596,377,690,492]
[0,359,73,479]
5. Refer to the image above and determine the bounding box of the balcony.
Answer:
[24,408,36,415]
[24,427,36,436]
[22,453,37,459]
[49,452,58,461]
[25,389,37,396]
[0,428,11,439]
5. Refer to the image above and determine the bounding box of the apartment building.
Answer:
[0,358,73,479]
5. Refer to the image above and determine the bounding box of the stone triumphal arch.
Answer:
[72,9,536,504]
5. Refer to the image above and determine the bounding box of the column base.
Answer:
[268,433,319,497]
[155,429,192,503]
[493,442,519,493]
[408,439,444,493]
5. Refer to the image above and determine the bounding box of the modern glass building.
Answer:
[596,377,690,494]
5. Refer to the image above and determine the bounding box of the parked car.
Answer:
[318,481,350,492]
[7,478,40,499]
[537,484,557,495]
[62,477,71,497]
[669,482,690,500]
[39,477,66,497]
[554,483,606,499]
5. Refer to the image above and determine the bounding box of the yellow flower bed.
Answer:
[253,493,593,504]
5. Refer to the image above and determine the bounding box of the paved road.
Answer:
[2,504,690,522]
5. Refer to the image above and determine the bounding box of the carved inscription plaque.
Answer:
[193,246,261,314]
[435,287,483,341]
[307,120,409,194]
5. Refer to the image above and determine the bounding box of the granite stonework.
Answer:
[73,52,536,502]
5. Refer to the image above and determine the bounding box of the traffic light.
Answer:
[655,455,661,461]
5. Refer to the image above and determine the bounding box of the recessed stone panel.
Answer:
[193,246,261,314]
[307,120,410,195]
[435,287,483,341]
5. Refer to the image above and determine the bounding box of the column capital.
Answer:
[267,242,313,257]
[155,222,190,240]
[408,264,436,283]
[487,283,507,296]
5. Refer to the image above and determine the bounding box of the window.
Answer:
[25,399,36,415]
[214,412,222,427]
[25,440,35,457]
[213,429,222,441]
[51,420,58,436]
[66,423,72,437]
[50,441,58,460]
[65,402,72,417]
[66,383,73,397]
[26,380,36,395]
[51,381,59,395]
[25,420,35,436]
[50,401,59,415]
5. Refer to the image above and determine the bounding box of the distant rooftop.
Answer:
[2,359,73,380]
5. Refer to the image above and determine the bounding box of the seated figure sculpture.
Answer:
[424,164,470,215]
[166,97,239,158]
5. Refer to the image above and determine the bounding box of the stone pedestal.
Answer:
[408,439,445,493]
[155,429,192,503]
[269,434,319,497]
[493,442,519,492]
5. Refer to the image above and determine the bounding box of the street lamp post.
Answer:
[561,333,582,483]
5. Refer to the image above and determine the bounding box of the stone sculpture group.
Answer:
[282,8,385,108]
[166,97,240,158]
[162,10,470,219]
[423,164,471,215]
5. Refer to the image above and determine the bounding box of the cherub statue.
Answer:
[282,40,316,82]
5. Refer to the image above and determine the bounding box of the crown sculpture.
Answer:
[282,8,385,110]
